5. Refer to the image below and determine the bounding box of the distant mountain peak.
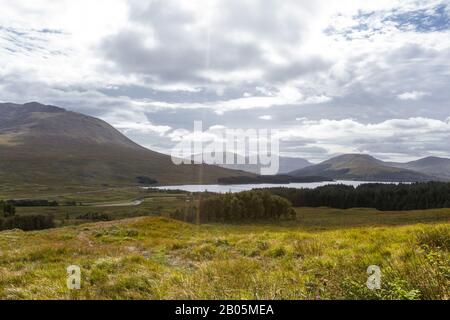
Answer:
[412,156,450,163]
[290,153,435,182]
[330,154,377,161]
[209,152,312,175]
[322,153,383,167]
[392,156,450,180]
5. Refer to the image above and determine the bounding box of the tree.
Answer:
[1,201,16,217]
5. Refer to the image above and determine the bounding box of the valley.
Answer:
[0,102,449,301]
[2,0,450,305]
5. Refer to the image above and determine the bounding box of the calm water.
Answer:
[154,180,399,193]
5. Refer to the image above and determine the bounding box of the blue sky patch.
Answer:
[384,4,450,32]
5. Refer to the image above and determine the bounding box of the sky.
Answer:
[1,0,450,163]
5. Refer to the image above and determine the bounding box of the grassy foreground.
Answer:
[0,208,449,300]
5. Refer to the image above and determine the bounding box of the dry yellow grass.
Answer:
[0,208,448,300]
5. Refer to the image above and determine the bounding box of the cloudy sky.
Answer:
[1,0,450,162]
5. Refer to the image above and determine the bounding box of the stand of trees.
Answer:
[1,200,16,217]
[0,215,55,231]
[76,212,111,221]
[7,199,58,207]
[0,200,55,231]
[136,176,158,185]
[266,182,450,211]
[170,190,296,223]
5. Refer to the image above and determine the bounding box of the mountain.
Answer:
[277,156,313,174]
[199,152,312,174]
[289,154,434,182]
[389,156,450,180]
[0,102,253,188]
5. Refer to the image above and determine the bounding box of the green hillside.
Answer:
[392,157,450,180]
[290,154,433,182]
[0,102,253,192]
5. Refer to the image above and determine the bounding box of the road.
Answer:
[89,199,144,207]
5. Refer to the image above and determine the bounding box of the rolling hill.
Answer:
[196,152,312,175]
[289,154,434,182]
[277,156,312,174]
[0,102,253,188]
[389,157,450,180]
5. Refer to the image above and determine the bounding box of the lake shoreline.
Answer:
[150,180,404,194]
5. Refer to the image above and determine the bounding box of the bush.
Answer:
[0,214,55,231]
[136,176,158,185]
[76,212,111,221]
[6,199,58,207]
[0,200,16,217]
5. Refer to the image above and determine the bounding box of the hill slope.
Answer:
[199,152,312,174]
[289,154,433,182]
[390,157,450,180]
[0,213,448,299]
[0,102,253,188]
[277,156,312,174]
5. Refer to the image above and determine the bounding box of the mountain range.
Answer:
[289,154,450,182]
[1,102,449,189]
[388,157,450,180]
[0,102,253,188]
[191,152,312,175]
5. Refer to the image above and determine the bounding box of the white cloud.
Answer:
[0,0,130,87]
[1,0,450,161]
[259,115,272,120]
[100,107,171,135]
[209,125,227,130]
[398,91,429,100]
[159,116,450,162]
[113,121,171,135]
[276,117,450,161]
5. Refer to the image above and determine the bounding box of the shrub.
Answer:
[136,176,158,185]
[6,199,58,207]
[76,212,111,221]
[0,200,16,217]
[0,214,55,231]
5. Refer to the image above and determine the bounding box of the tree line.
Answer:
[265,182,450,211]
[0,200,55,231]
[0,200,16,217]
[170,190,296,223]
[7,199,59,207]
